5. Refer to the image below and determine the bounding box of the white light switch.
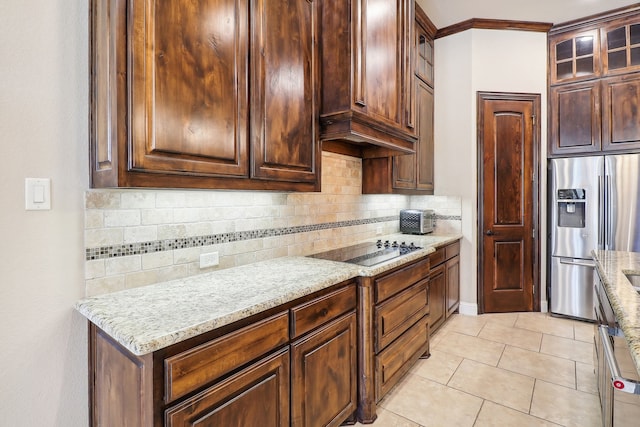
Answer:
[25,178,51,210]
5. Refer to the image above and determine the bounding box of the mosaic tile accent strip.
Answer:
[86,215,407,261]
[434,214,461,221]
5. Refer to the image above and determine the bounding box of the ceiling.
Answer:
[417,0,640,29]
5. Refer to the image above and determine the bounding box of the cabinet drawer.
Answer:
[375,315,429,400]
[375,279,429,352]
[429,247,445,267]
[290,283,356,339]
[164,312,289,402]
[445,241,460,260]
[165,348,290,427]
[375,258,429,303]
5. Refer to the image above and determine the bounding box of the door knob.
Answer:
[485,230,495,236]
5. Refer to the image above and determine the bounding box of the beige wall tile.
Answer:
[142,251,174,270]
[120,191,156,209]
[105,255,141,276]
[104,210,141,227]
[84,210,104,229]
[86,276,125,297]
[86,190,121,209]
[85,228,124,247]
[85,260,105,280]
[173,247,200,264]
[124,226,157,244]
[141,208,174,225]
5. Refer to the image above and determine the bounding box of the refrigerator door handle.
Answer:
[598,175,605,249]
[559,258,596,268]
[607,175,613,250]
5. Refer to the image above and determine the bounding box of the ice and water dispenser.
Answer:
[556,189,586,228]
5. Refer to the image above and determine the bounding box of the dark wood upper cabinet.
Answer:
[549,81,602,155]
[602,18,640,76]
[549,29,601,85]
[362,4,435,194]
[319,0,417,157]
[90,0,319,191]
[602,73,640,151]
[548,5,640,157]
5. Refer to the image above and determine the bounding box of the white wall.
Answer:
[434,29,548,314]
[0,1,89,426]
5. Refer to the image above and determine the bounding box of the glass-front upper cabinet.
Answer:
[602,21,640,75]
[416,27,433,86]
[550,29,601,84]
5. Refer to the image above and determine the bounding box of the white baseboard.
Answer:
[458,302,478,316]
[540,299,548,313]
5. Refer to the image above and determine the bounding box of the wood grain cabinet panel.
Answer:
[89,0,319,191]
[290,283,356,339]
[362,4,435,194]
[602,73,640,151]
[549,29,601,85]
[291,313,357,427]
[165,349,290,427]
[374,258,430,303]
[164,312,289,402]
[319,0,417,156]
[549,81,602,156]
[428,241,460,334]
[250,0,320,183]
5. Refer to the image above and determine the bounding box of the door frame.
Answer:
[476,91,541,314]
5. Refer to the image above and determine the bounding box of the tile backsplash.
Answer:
[84,151,461,296]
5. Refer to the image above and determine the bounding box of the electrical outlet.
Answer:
[200,252,219,268]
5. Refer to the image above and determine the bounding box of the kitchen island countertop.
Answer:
[593,249,640,375]
[76,233,462,356]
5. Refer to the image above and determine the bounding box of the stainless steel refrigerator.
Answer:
[549,154,640,321]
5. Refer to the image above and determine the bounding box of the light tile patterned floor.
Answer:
[356,312,601,427]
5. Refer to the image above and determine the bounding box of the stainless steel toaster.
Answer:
[399,209,434,234]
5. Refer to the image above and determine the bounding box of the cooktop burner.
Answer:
[310,240,422,267]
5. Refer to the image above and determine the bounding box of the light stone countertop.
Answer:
[76,233,462,356]
[592,250,640,375]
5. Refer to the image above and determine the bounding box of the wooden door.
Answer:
[478,93,539,313]
[291,313,357,427]
[250,0,319,183]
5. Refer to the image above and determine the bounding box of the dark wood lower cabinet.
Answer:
[89,281,357,427]
[357,257,431,423]
[429,240,460,334]
[291,313,357,427]
[165,349,290,427]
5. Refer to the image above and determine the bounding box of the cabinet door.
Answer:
[291,313,357,427]
[549,81,602,155]
[602,73,640,151]
[415,25,434,86]
[250,0,319,183]
[416,81,434,192]
[549,29,601,84]
[165,349,290,427]
[356,0,408,130]
[392,80,434,192]
[601,20,640,76]
[428,262,446,333]
[445,255,460,317]
[128,0,249,177]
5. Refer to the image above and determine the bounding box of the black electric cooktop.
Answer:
[310,240,422,267]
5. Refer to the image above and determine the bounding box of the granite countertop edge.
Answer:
[76,233,462,356]
[592,249,640,375]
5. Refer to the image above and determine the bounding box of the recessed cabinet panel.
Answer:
[549,81,602,155]
[130,0,249,176]
[251,0,319,183]
[602,74,640,151]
